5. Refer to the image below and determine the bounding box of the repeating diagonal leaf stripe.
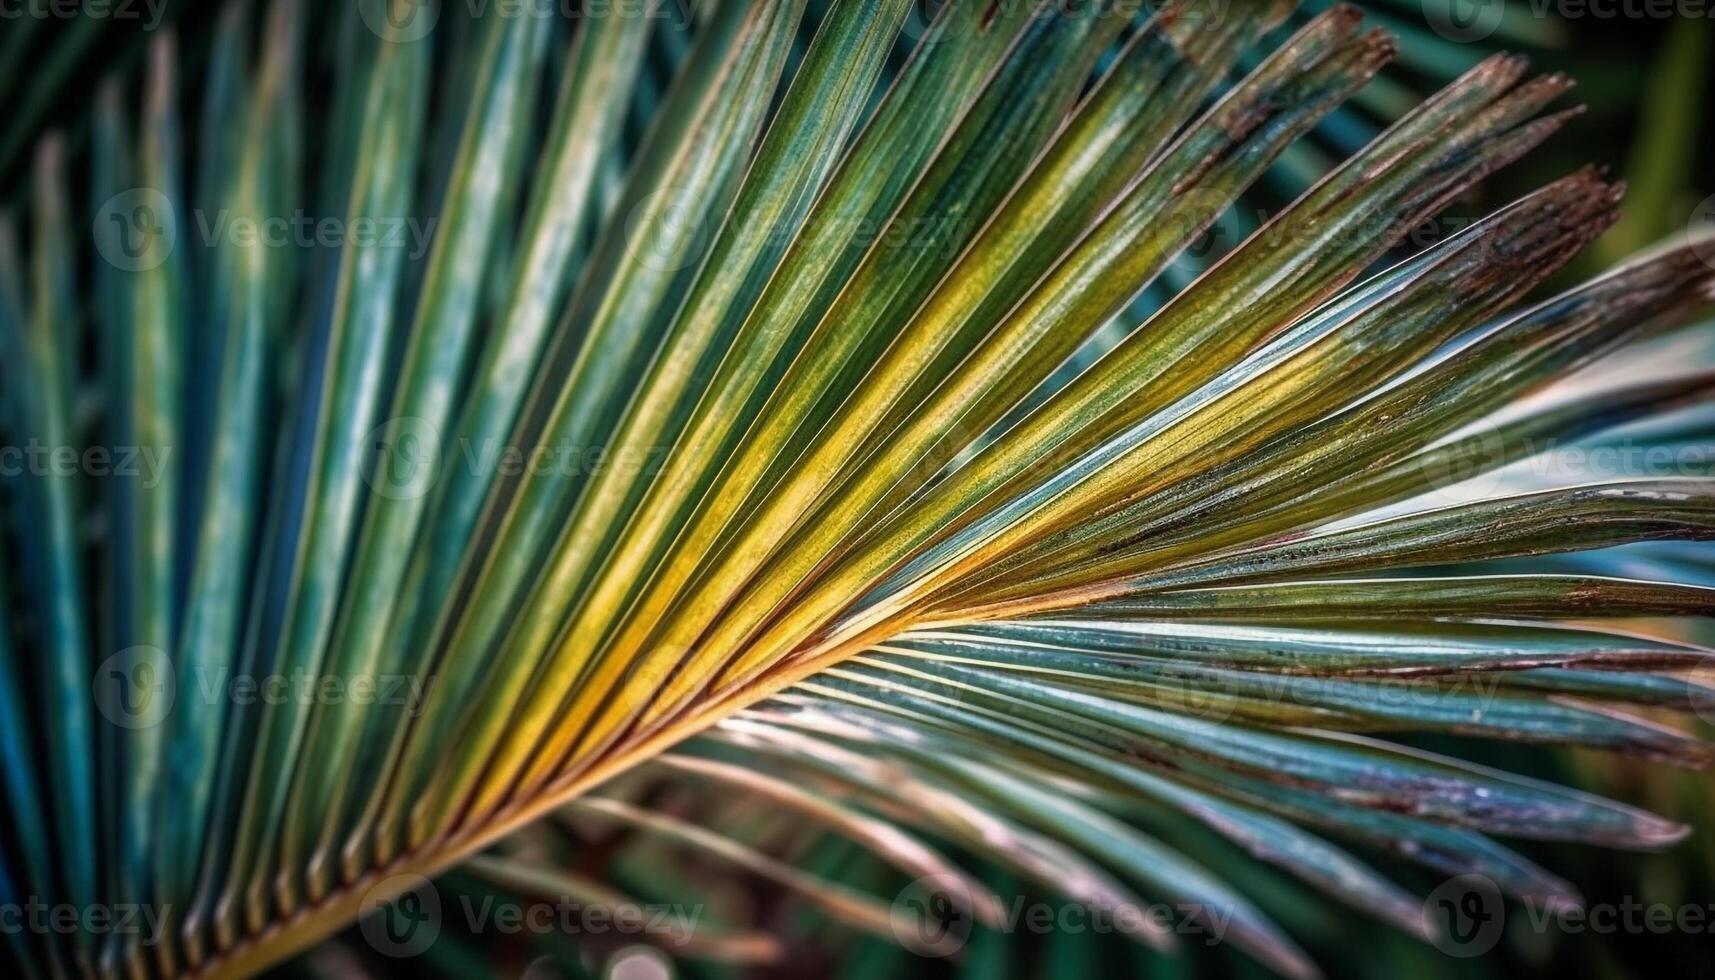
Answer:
[0,1,1713,977]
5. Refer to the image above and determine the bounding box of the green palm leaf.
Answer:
[1,2,1713,978]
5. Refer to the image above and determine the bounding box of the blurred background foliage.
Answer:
[2,1,1710,978]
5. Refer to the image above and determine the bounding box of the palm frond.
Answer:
[2,2,1714,978]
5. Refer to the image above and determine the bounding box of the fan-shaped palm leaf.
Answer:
[2,2,1713,978]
